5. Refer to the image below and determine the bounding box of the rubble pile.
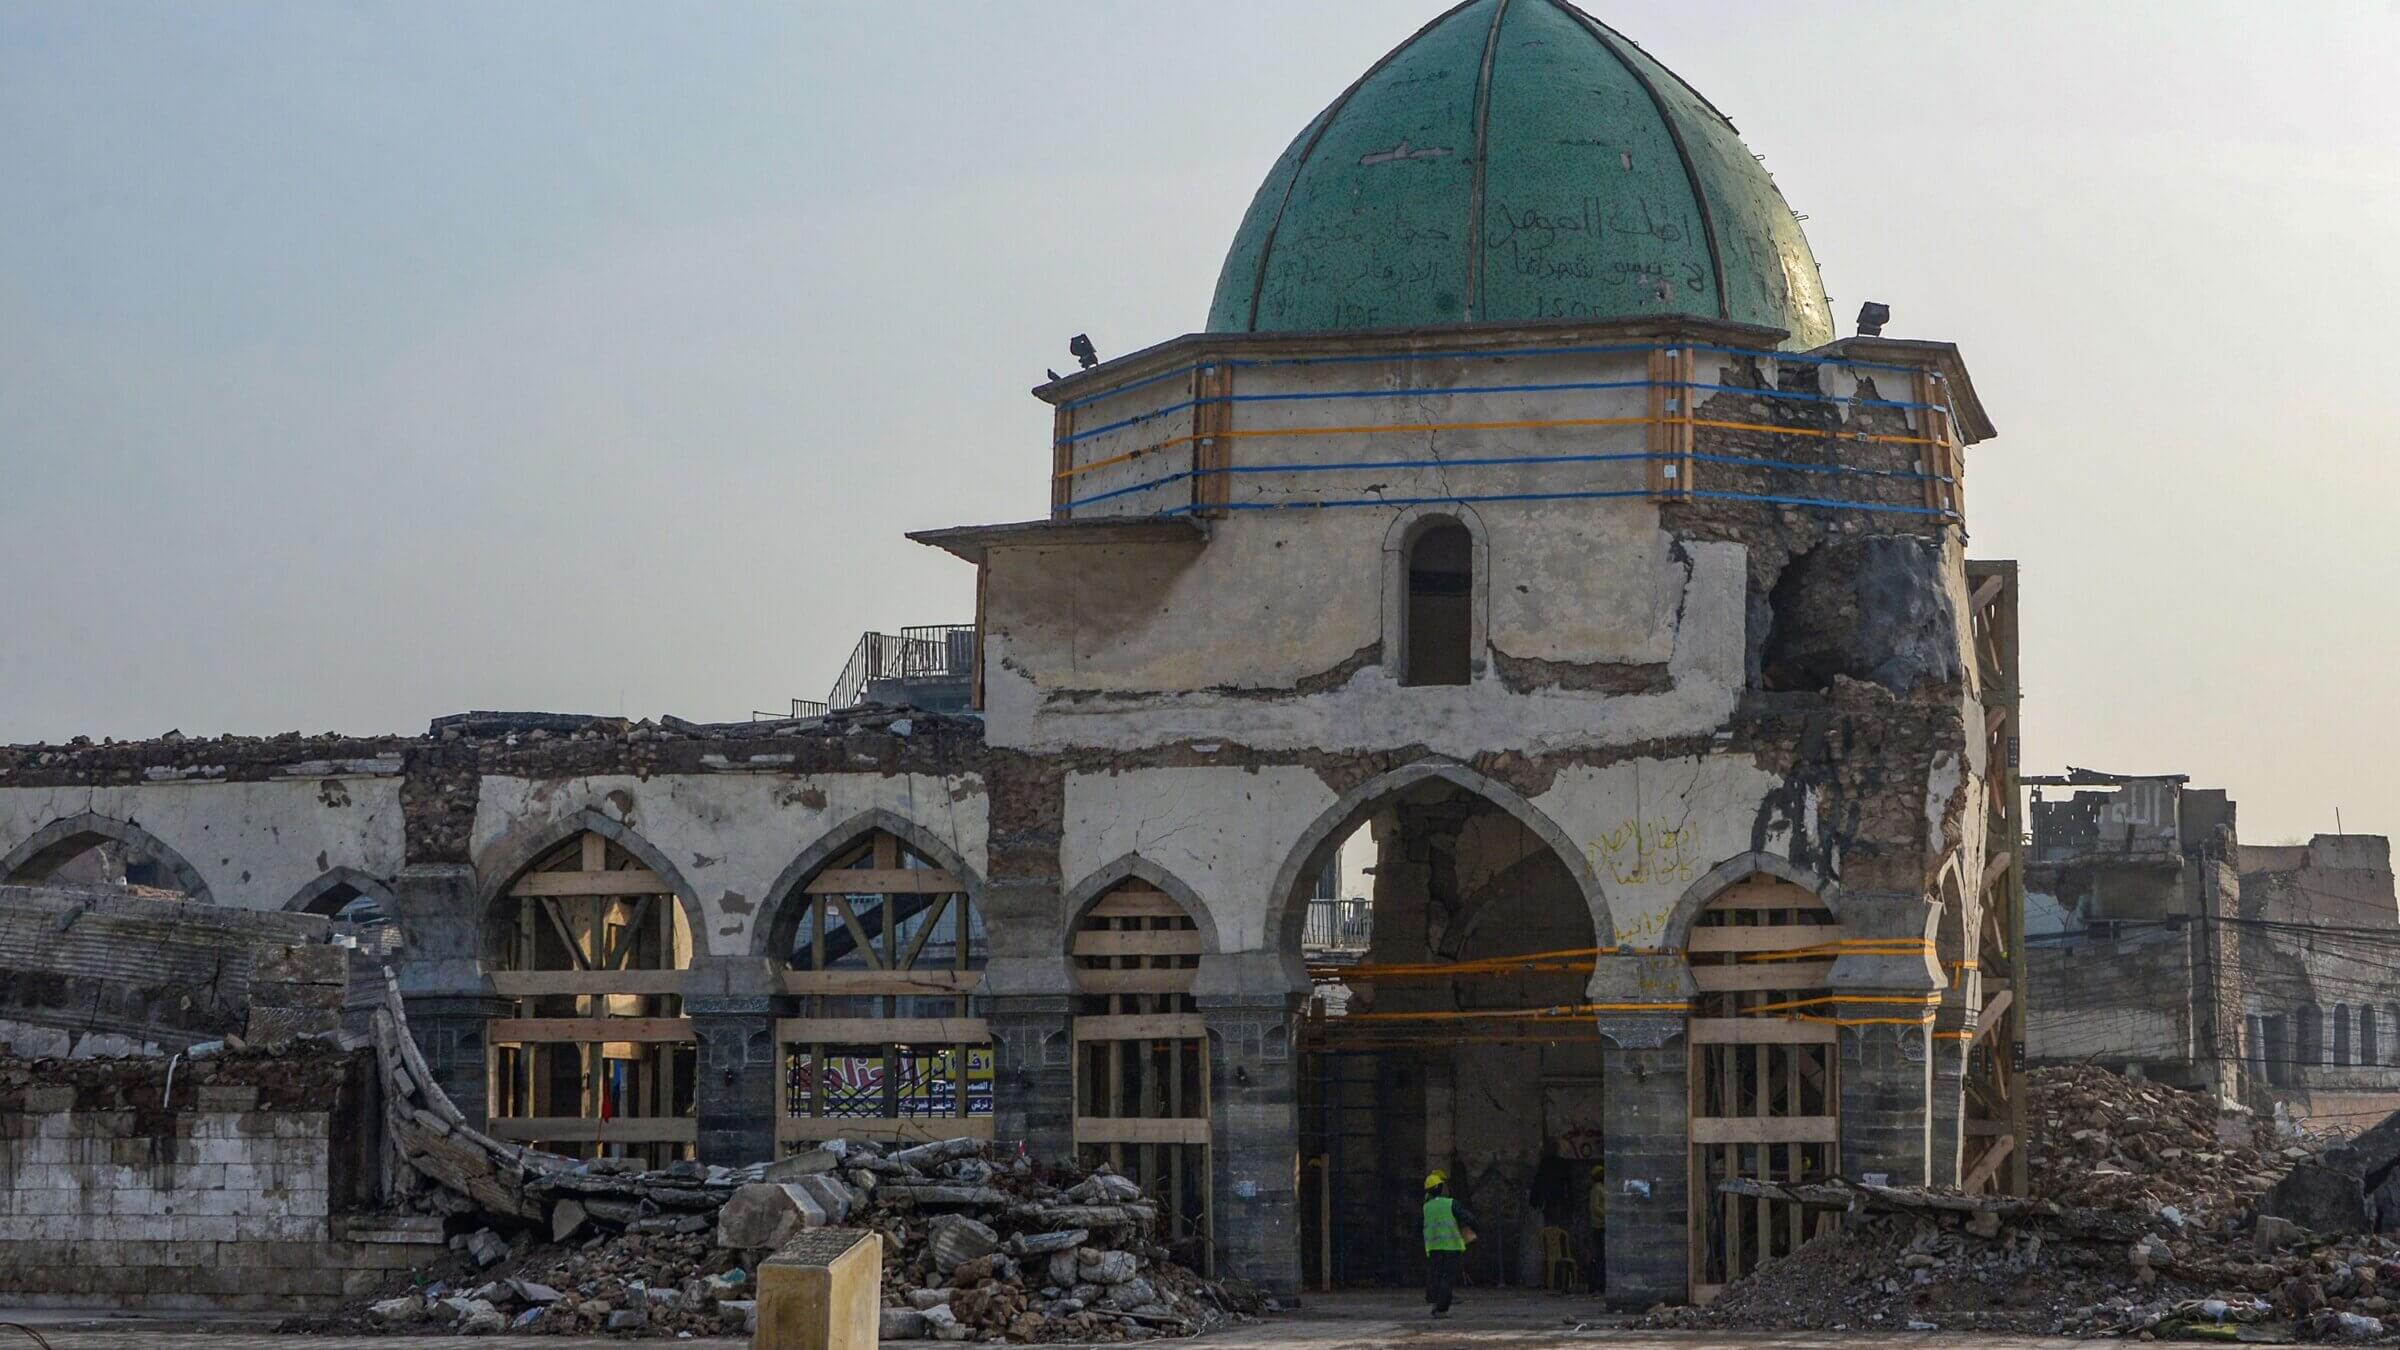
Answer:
[2029,1063,2291,1221]
[837,1138,1252,1343]
[335,1137,1249,1340]
[351,1227,754,1337]
[324,973,1247,1338]
[1644,1065,2400,1341]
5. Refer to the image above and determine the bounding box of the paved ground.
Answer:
[1,1292,2089,1348]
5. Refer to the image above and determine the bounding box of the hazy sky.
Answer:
[5,2,2397,844]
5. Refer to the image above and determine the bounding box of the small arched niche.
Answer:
[1401,517,1474,687]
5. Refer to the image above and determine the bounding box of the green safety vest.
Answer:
[1423,1195,1465,1253]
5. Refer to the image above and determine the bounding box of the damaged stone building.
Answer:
[2025,773,2400,1130]
[0,0,2025,1307]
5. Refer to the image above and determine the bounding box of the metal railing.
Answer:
[753,699,831,722]
[1303,897,1372,954]
[826,624,974,710]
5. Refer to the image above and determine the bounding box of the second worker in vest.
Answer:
[1422,1171,1477,1317]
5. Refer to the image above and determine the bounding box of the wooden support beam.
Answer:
[1072,930,1204,958]
[1088,891,1190,919]
[823,895,885,971]
[1963,1133,2016,1192]
[486,1116,696,1144]
[1981,850,2013,891]
[1074,969,1198,996]
[490,971,686,997]
[1693,961,1834,992]
[1690,1116,1840,1145]
[511,869,669,897]
[489,1018,694,1044]
[1688,1018,1838,1045]
[804,869,962,895]
[1689,926,1839,954]
[781,969,983,996]
[776,1017,988,1045]
[1075,1117,1209,1146]
[1970,573,2004,612]
[1973,989,2014,1047]
[1700,880,1829,911]
[1051,405,1075,518]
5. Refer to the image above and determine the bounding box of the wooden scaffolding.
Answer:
[1071,879,1211,1270]
[778,830,991,1147]
[1686,875,1842,1301]
[1963,559,2029,1194]
[487,831,696,1165]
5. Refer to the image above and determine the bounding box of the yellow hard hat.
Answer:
[1424,1170,1447,1189]
[1590,1163,1607,1180]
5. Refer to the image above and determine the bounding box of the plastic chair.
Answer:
[1538,1226,1578,1292]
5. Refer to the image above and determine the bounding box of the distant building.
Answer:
[2025,773,2400,1127]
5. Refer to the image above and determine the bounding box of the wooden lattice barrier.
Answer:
[777,830,991,1147]
[1686,875,1842,1301]
[1071,879,1211,1270]
[487,831,696,1164]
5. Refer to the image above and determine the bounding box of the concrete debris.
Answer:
[323,1008,1253,1345]
[1643,1064,2389,1340]
[2266,1107,2400,1237]
[927,1214,1001,1275]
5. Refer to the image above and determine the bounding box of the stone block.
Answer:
[341,1267,388,1297]
[718,1181,827,1250]
[194,1085,259,1112]
[171,1215,239,1243]
[23,1086,75,1113]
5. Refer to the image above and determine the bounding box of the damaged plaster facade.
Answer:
[0,319,2007,1302]
[0,0,2016,1306]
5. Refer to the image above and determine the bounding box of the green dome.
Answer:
[1207,0,1833,347]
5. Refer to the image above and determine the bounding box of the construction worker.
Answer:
[1422,1170,1476,1317]
[1585,1161,1608,1293]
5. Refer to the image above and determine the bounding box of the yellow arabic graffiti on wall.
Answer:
[1589,818,1698,887]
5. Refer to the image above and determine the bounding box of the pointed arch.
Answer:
[1264,758,1611,952]
[752,807,985,961]
[1660,851,1841,952]
[0,812,214,902]
[1063,854,1221,956]
[284,865,400,917]
[1381,504,1492,687]
[475,806,705,961]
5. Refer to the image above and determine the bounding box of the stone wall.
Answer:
[0,1055,436,1313]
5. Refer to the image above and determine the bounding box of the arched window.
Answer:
[2362,1006,2379,1071]
[1403,520,1473,687]
[2297,1005,2324,1067]
[1071,876,1208,1264]
[488,830,694,1165]
[779,829,988,1146]
[2337,1004,2354,1067]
